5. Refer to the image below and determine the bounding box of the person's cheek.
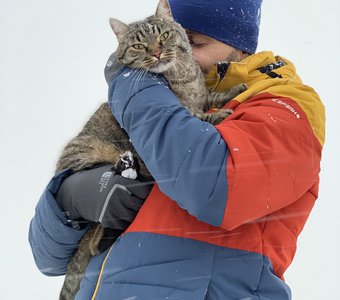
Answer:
[192,48,211,71]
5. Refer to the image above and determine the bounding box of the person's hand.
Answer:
[55,164,153,230]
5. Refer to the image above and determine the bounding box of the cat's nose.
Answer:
[152,50,162,59]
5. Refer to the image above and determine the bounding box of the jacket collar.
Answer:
[204,51,301,97]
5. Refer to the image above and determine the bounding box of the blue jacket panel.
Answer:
[79,232,291,300]
[28,169,89,276]
[29,185,291,300]
[108,68,229,226]
[28,171,291,300]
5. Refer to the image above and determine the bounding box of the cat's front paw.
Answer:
[210,108,233,125]
[115,151,138,179]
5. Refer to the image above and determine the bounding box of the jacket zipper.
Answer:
[91,245,114,300]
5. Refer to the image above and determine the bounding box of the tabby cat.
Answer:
[58,0,246,299]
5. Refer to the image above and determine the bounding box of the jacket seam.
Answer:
[204,246,218,298]
[254,166,270,296]
[253,217,267,297]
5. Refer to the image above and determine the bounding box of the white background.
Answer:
[1,0,339,299]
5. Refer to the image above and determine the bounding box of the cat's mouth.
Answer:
[149,61,172,73]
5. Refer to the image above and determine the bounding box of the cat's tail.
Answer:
[59,224,104,300]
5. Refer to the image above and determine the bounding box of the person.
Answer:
[29,0,325,299]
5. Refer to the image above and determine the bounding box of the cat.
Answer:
[57,0,246,299]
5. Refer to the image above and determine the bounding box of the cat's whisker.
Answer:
[125,69,136,96]
[126,69,144,96]
[132,69,146,94]
[133,69,144,92]
[131,69,144,94]
[133,69,148,93]
[173,57,189,73]
[170,61,180,79]
[172,57,190,80]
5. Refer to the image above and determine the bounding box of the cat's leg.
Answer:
[195,108,233,125]
[56,137,122,172]
[208,83,247,109]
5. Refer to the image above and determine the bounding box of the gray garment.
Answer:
[55,164,153,229]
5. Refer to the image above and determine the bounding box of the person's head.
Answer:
[165,0,263,72]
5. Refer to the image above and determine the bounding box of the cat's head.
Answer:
[109,0,192,73]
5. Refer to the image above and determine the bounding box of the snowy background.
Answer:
[1,0,339,299]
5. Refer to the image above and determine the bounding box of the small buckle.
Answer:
[63,211,81,230]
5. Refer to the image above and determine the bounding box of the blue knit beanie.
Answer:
[168,0,262,54]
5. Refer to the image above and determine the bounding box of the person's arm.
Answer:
[108,68,323,230]
[29,169,88,276]
[29,165,152,276]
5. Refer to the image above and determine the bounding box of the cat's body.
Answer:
[58,1,246,299]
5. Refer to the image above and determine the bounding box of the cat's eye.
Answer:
[160,32,169,42]
[133,44,146,50]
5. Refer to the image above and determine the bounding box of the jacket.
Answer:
[29,51,325,299]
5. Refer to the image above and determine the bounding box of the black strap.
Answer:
[258,60,286,78]
[63,211,90,230]
[267,71,282,79]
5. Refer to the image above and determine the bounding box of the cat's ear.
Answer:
[109,18,130,42]
[155,0,173,20]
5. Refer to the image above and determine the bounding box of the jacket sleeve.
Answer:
[109,69,229,226]
[108,69,322,230]
[28,169,90,276]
